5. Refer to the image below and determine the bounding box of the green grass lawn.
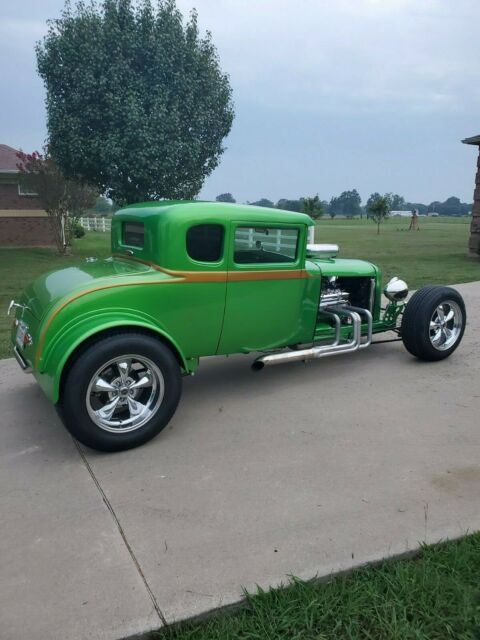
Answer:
[0,217,478,359]
[314,216,478,289]
[154,534,480,640]
[0,233,110,359]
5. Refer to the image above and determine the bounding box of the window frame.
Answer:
[122,221,145,249]
[186,223,225,264]
[232,224,301,267]
[17,183,38,197]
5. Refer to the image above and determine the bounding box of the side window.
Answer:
[186,224,224,262]
[234,227,299,264]
[123,222,144,248]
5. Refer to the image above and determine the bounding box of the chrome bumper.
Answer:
[14,346,32,373]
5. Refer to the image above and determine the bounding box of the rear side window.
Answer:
[123,222,144,248]
[234,227,299,264]
[186,224,224,262]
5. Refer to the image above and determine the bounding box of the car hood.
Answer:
[20,257,152,320]
[309,257,378,278]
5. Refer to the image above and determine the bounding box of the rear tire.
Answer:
[401,286,466,361]
[59,333,182,452]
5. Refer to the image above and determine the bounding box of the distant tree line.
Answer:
[216,192,473,218]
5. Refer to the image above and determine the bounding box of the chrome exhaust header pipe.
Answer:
[347,305,372,349]
[252,304,370,370]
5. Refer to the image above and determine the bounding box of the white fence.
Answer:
[79,217,112,232]
[78,220,298,256]
[235,227,297,256]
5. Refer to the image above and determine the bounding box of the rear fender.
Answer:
[39,308,190,403]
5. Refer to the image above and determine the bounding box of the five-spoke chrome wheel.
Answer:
[86,355,165,433]
[429,300,463,351]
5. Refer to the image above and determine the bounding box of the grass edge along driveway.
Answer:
[151,533,480,640]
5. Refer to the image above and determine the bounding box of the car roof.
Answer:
[116,200,313,227]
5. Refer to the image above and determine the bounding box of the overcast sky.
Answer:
[1,0,479,204]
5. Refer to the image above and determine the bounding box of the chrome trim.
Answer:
[384,277,408,302]
[86,354,165,434]
[369,278,375,312]
[319,291,350,308]
[8,300,30,317]
[14,346,32,373]
[346,304,373,349]
[429,300,463,351]
[306,243,339,259]
[319,309,341,346]
[8,300,22,316]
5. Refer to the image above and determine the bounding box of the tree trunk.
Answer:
[48,210,68,255]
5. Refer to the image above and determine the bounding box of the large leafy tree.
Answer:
[329,189,362,218]
[302,195,324,220]
[430,196,471,216]
[276,198,303,213]
[365,192,381,218]
[249,198,274,208]
[36,0,234,205]
[216,192,235,203]
[388,193,405,210]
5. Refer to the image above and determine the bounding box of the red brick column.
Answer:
[469,149,480,256]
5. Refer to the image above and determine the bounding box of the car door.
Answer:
[216,221,312,354]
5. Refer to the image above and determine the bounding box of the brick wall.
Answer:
[469,150,480,256]
[0,216,56,247]
[0,182,43,210]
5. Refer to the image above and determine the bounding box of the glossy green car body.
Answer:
[10,201,398,405]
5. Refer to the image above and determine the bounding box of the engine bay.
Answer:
[319,276,375,312]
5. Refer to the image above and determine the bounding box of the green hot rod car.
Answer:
[8,201,466,451]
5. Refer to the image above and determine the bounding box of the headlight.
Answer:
[384,277,408,302]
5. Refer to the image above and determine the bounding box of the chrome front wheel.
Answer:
[86,355,165,433]
[401,286,466,361]
[429,301,463,351]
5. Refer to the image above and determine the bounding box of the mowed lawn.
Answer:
[314,215,478,289]
[0,216,478,359]
[0,233,111,359]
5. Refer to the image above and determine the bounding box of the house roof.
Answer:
[462,135,480,146]
[0,144,21,172]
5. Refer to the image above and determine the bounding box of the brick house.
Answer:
[0,143,55,246]
[462,135,480,256]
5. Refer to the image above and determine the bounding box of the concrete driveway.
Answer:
[1,281,479,640]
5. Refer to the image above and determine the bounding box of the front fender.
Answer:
[37,307,190,403]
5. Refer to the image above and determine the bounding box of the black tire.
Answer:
[59,333,182,452]
[401,285,466,361]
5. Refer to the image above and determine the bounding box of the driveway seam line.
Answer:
[73,439,168,627]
